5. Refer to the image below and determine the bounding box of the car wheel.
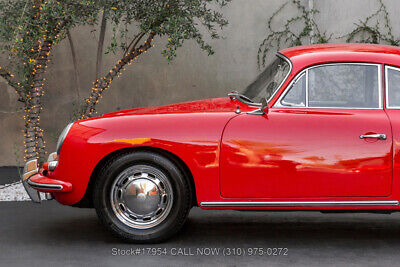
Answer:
[93,151,192,243]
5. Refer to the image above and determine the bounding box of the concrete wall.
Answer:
[0,0,399,166]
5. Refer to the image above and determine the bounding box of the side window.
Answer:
[386,66,400,108]
[281,73,306,107]
[308,64,379,108]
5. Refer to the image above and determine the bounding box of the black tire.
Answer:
[93,151,192,243]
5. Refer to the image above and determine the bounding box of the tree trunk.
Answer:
[23,0,44,163]
[67,30,81,102]
[24,40,52,162]
[0,68,25,102]
[96,9,107,81]
[23,15,70,163]
[81,31,155,118]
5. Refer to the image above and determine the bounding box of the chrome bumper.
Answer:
[22,153,72,203]
[22,159,42,203]
[26,179,63,191]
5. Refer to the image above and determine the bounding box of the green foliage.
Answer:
[0,0,100,90]
[102,0,230,61]
[345,0,399,45]
[0,0,230,161]
[258,0,332,68]
[0,0,230,90]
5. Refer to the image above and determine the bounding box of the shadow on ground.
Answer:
[0,166,21,185]
[1,201,400,266]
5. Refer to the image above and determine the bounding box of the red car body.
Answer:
[26,43,400,211]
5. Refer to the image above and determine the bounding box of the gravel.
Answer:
[0,182,30,201]
[0,181,45,201]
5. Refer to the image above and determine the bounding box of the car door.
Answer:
[384,65,400,196]
[220,63,393,198]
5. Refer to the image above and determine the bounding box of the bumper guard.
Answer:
[22,156,72,203]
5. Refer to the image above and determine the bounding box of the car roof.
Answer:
[279,43,400,70]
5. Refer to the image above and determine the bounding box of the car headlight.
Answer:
[56,123,73,153]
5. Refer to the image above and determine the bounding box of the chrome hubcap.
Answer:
[110,165,173,229]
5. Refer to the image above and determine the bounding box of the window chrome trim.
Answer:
[200,200,399,207]
[248,53,293,107]
[385,65,400,109]
[275,70,307,108]
[274,62,383,110]
[267,53,293,104]
[305,69,309,107]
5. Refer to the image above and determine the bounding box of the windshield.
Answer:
[243,55,291,103]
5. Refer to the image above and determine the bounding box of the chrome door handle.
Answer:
[359,134,387,140]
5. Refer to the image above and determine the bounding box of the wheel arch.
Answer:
[73,146,198,208]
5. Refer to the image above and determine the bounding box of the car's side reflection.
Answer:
[220,109,393,198]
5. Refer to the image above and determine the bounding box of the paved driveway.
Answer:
[0,166,20,185]
[1,201,400,266]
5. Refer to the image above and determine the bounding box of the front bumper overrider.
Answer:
[22,153,72,203]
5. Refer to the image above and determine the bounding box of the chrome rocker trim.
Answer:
[27,179,63,191]
[200,200,399,207]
